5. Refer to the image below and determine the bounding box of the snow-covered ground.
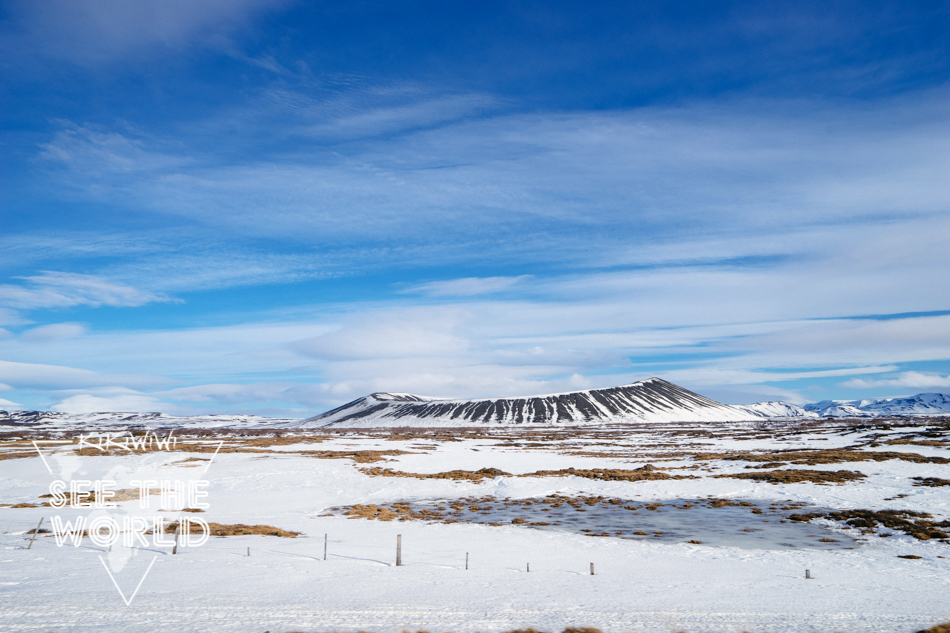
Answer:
[1,421,949,632]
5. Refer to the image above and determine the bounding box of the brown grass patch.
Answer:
[789,509,950,541]
[360,466,512,481]
[0,450,39,461]
[520,465,695,482]
[886,439,949,447]
[913,477,950,487]
[38,487,159,504]
[299,449,411,463]
[695,449,948,466]
[916,624,950,633]
[717,469,866,484]
[360,464,701,483]
[161,521,299,537]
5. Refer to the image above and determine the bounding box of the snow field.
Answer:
[1,424,949,632]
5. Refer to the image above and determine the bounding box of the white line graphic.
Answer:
[99,555,158,606]
[31,440,53,474]
[202,441,224,474]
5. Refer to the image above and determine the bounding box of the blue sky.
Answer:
[2,1,950,415]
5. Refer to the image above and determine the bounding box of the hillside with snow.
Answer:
[299,377,759,427]
[732,401,819,419]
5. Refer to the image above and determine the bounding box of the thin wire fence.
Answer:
[1,523,591,575]
[0,517,47,548]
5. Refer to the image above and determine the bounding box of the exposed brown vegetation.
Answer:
[298,449,411,463]
[358,464,700,483]
[789,509,950,541]
[913,477,950,487]
[717,469,866,484]
[38,487,159,505]
[695,448,948,466]
[161,521,299,537]
[360,467,511,480]
[0,450,38,461]
[521,465,695,482]
[916,623,950,633]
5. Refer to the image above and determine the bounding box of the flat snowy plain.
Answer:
[1,419,949,633]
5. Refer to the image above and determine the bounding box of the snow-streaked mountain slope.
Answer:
[804,392,950,418]
[0,410,299,430]
[732,401,819,419]
[299,378,760,428]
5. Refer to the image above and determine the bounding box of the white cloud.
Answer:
[50,388,166,414]
[20,322,87,343]
[39,123,189,177]
[7,90,950,411]
[293,309,471,361]
[36,92,950,255]
[0,398,21,409]
[156,382,330,407]
[402,276,532,297]
[839,372,950,390]
[0,308,23,326]
[0,271,169,311]
[0,359,169,391]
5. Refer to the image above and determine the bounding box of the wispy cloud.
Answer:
[0,271,170,310]
[49,387,166,414]
[401,276,532,297]
[20,322,87,343]
[35,91,950,272]
[0,359,171,391]
[2,0,293,66]
[840,372,950,391]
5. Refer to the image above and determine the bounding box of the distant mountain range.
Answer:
[801,392,950,418]
[0,410,296,430]
[3,379,949,429]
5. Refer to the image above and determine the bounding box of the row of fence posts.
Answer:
[387,534,815,579]
[13,523,815,578]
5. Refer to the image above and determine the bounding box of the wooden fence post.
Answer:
[396,534,402,566]
[465,552,469,570]
[172,524,180,555]
[805,569,811,579]
[324,533,327,561]
[590,562,595,575]
[27,518,43,550]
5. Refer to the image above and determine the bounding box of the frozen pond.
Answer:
[333,495,860,550]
